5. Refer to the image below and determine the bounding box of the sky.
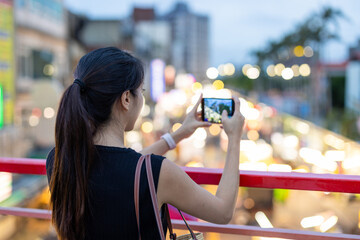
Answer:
[64,0,360,67]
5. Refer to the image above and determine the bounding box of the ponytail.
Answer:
[50,82,95,239]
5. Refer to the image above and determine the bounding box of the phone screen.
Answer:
[201,98,234,124]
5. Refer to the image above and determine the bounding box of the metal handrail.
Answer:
[1,157,360,193]
[1,157,360,239]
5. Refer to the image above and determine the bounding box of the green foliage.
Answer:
[325,108,360,141]
[253,6,345,66]
[224,75,254,93]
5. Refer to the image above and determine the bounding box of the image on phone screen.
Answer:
[202,98,234,124]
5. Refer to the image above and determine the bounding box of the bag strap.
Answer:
[134,155,145,240]
[136,154,198,240]
[165,204,198,239]
[145,154,166,240]
[177,209,198,239]
[165,204,177,240]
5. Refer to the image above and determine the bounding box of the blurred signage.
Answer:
[150,59,165,102]
[0,0,15,127]
[0,86,3,127]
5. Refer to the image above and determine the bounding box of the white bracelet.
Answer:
[161,133,176,150]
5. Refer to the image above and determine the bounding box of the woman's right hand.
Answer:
[221,96,245,141]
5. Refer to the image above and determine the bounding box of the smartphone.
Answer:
[201,98,235,124]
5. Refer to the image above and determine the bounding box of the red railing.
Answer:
[1,157,360,240]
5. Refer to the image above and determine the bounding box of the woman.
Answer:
[47,47,245,239]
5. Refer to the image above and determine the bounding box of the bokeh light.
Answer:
[213,80,224,90]
[304,46,314,57]
[283,135,299,148]
[43,107,55,119]
[141,121,153,133]
[209,124,221,136]
[293,45,304,57]
[325,150,345,162]
[32,108,42,118]
[243,198,255,209]
[247,130,259,141]
[191,82,203,93]
[242,64,252,76]
[246,67,260,79]
[218,64,225,76]
[206,67,219,79]
[299,64,311,77]
[223,63,235,76]
[141,104,151,117]
[193,140,206,148]
[29,115,40,127]
[164,65,176,85]
[324,134,345,150]
[186,161,204,168]
[193,128,207,140]
[43,64,55,76]
[274,63,285,76]
[266,65,275,77]
[268,164,292,172]
[291,64,300,77]
[281,67,294,80]
[175,74,196,89]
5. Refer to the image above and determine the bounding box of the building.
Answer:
[319,40,360,114]
[346,40,360,114]
[67,10,87,86]
[132,7,171,62]
[14,0,68,156]
[79,19,124,51]
[163,2,209,81]
[69,3,209,103]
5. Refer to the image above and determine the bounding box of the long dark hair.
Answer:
[49,47,144,239]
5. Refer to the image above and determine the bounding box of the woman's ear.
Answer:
[120,90,131,111]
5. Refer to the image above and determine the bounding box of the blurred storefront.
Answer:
[14,0,67,156]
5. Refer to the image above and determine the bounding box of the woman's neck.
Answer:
[93,123,126,148]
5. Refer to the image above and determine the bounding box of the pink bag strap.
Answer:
[134,155,145,240]
[135,154,197,240]
[145,154,166,240]
[134,154,165,240]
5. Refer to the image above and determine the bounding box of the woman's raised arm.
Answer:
[157,96,245,224]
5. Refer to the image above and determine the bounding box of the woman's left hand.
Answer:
[176,93,212,139]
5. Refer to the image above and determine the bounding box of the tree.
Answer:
[253,6,345,68]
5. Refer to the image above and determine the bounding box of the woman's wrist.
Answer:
[227,134,241,143]
[161,133,177,149]
[160,127,188,150]
[170,129,186,145]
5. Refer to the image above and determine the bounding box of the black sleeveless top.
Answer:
[46,145,167,239]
